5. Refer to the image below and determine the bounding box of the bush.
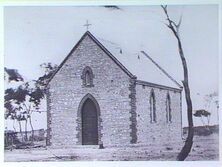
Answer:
[29,135,45,141]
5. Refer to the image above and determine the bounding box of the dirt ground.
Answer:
[4,134,219,161]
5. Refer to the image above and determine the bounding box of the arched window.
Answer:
[166,93,172,123]
[81,66,94,87]
[85,71,91,86]
[150,89,156,123]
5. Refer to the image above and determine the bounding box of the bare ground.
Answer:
[4,133,219,161]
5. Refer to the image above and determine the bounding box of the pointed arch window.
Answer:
[150,89,156,123]
[85,71,91,86]
[166,93,172,123]
[81,66,94,87]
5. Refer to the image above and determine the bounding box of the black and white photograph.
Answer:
[3,2,220,163]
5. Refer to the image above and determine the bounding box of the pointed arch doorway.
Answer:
[78,94,100,145]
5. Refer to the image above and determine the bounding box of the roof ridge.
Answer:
[85,31,134,77]
[46,31,182,90]
[46,31,134,86]
[46,31,90,85]
[97,37,120,48]
[141,51,182,89]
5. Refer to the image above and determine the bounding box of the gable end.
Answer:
[46,31,134,86]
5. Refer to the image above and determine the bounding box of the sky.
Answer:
[4,5,219,130]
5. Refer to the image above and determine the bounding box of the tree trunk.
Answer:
[217,105,219,124]
[206,115,211,131]
[25,119,28,141]
[29,116,34,143]
[200,116,205,126]
[207,115,210,126]
[18,121,24,142]
[177,79,194,160]
[12,119,16,132]
[160,5,194,160]
[175,30,194,161]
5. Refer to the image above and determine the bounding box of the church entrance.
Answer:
[81,98,98,145]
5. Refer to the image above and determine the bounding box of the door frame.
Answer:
[76,93,102,145]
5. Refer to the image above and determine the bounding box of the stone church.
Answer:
[46,31,183,148]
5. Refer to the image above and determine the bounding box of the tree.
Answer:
[4,63,57,142]
[215,100,219,124]
[4,67,24,82]
[4,68,25,140]
[161,5,194,161]
[4,82,44,142]
[36,63,58,88]
[193,109,211,127]
[4,85,29,142]
[204,92,219,124]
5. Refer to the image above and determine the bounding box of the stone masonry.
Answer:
[136,81,182,147]
[47,33,132,148]
[46,31,182,148]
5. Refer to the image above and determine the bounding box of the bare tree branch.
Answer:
[161,5,194,161]
[177,14,183,28]
[161,5,182,35]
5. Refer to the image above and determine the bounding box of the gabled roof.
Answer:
[47,31,134,84]
[47,31,182,90]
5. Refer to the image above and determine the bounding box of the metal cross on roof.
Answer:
[83,20,92,31]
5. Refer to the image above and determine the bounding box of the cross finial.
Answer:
[83,20,92,31]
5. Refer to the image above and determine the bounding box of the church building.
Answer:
[46,31,183,148]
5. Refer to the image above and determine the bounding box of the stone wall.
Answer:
[47,32,183,149]
[135,83,182,147]
[48,34,132,148]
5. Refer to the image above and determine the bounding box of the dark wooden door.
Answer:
[81,99,98,145]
